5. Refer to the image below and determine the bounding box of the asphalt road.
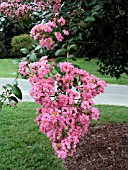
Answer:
[0,78,128,107]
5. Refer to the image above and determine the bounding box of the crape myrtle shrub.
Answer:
[0,0,107,159]
[60,0,128,78]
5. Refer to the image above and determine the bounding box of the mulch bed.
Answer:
[64,124,128,170]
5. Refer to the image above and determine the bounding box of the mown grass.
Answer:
[0,102,128,170]
[70,58,128,85]
[93,105,128,124]
[0,103,65,170]
[0,58,128,84]
[0,59,18,78]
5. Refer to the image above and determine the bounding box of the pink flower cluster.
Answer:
[18,61,29,77]
[18,56,106,159]
[0,0,35,20]
[30,17,69,50]
[34,0,61,13]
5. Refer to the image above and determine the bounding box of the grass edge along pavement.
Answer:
[0,58,128,85]
[0,102,128,170]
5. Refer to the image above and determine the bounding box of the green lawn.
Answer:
[0,59,18,78]
[0,58,128,84]
[93,105,128,124]
[0,103,65,170]
[0,102,128,170]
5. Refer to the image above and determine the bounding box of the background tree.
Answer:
[60,0,128,78]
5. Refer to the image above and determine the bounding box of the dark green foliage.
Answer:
[92,0,128,78]
[0,16,29,58]
[0,32,12,58]
[11,34,35,57]
[60,0,128,78]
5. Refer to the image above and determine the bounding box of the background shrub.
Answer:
[11,34,35,58]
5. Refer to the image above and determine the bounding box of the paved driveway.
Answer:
[0,78,128,106]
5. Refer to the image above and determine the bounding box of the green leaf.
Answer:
[72,27,78,33]
[29,52,37,62]
[92,11,98,16]
[55,57,67,65]
[93,5,102,11]
[39,48,43,54]
[85,16,95,22]
[32,12,39,16]
[8,96,18,103]
[13,60,20,65]
[78,33,83,40]
[54,57,67,74]
[0,95,3,100]
[54,65,61,74]
[73,78,78,87]
[20,48,30,55]
[57,86,62,91]
[20,57,28,62]
[55,48,67,56]
[35,45,41,51]
[5,84,12,90]
[68,55,77,61]
[1,17,5,22]
[11,85,22,100]
[19,74,27,79]
[0,27,3,31]
[62,43,67,48]
[68,44,77,51]
[68,38,74,44]
[12,79,18,86]
[85,29,91,38]
[73,64,81,69]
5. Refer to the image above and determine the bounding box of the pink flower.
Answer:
[39,37,54,50]
[39,56,48,61]
[54,32,64,42]
[43,24,52,33]
[39,37,45,47]
[57,151,67,159]
[57,16,66,26]
[52,4,60,14]
[48,21,57,28]
[91,108,99,120]
[18,57,106,159]
[44,37,55,50]
[63,29,69,35]
[18,61,29,77]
